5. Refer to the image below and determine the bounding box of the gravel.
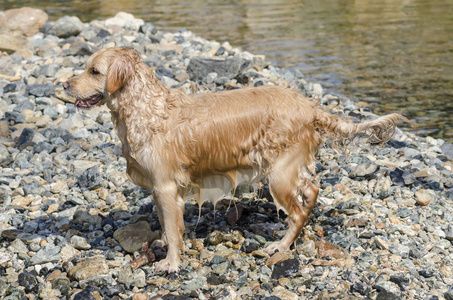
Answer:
[1,8,453,300]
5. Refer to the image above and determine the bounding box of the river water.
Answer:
[2,0,453,141]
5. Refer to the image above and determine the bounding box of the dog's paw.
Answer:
[264,242,287,255]
[154,258,180,273]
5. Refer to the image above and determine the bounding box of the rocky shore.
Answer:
[1,7,453,300]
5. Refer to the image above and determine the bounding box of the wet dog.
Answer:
[64,47,407,272]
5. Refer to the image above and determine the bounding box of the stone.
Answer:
[105,12,144,31]
[181,278,204,291]
[73,286,101,300]
[68,256,109,281]
[26,84,55,97]
[241,238,260,253]
[0,7,48,36]
[78,165,103,190]
[350,281,368,295]
[441,142,453,160]
[60,244,81,262]
[10,196,35,208]
[316,240,349,259]
[70,235,91,250]
[71,160,101,176]
[272,286,298,300]
[117,266,146,288]
[0,33,32,54]
[29,244,61,265]
[73,210,102,226]
[0,120,9,138]
[350,163,378,177]
[0,252,12,264]
[415,189,432,206]
[79,274,115,288]
[18,272,39,293]
[207,231,223,245]
[187,57,252,81]
[66,40,98,56]
[15,127,35,148]
[446,225,453,241]
[390,168,405,186]
[445,285,453,300]
[271,258,300,279]
[48,16,84,38]
[132,293,149,300]
[10,239,29,258]
[375,237,389,250]
[296,240,316,257]
[113,221,159,253]
[389,275,410,290]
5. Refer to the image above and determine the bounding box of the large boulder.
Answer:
[0,7,48,36]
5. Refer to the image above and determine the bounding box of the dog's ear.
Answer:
[106,55,134,94]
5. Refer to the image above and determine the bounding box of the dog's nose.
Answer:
[63,81,70,90]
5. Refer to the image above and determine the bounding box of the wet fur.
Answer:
[64,47,408,273]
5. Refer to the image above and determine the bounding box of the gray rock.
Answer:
[113,221,159,253]
[79,275,115,288]
[445,225,453,241]
[48,16,83,38]
[445,285,453,300]
[70,236,91,250]
[15,128,35,148]
[29,244,60,265]
[78,165,103,190]
[271,258,300,279]
[35,64,60,77]
[187,57,252,81]
[26,84,55,97]
[0,252,12,264]
[66,40,99,56]
[14,99,35,112]
[18,272,39,293]
[73,210,102,226]
[441,142,453,160]
[402,171,416,185]
[350,163,378,177]
[402,147,421,159]
[242,238,260,253]
[181,278,204,290]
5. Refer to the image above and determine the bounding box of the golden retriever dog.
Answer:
[63,47,408,273]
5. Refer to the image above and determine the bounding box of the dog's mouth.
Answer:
[74,94,104,108]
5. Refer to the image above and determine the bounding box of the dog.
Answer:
[63,47,408,272]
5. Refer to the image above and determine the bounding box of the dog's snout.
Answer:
[63,81,70,90]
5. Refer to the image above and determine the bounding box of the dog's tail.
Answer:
[313,108,412,146]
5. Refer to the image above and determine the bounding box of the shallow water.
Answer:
[2,0,453,141]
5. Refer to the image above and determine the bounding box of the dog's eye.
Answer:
[90,68,100,76]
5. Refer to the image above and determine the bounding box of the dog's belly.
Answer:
[183,167,263,207]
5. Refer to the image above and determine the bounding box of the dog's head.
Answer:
[63,47,141,108]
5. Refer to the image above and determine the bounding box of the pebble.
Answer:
[68,256,109,281]
[113,220,159,253]
[0,7,451,300]
[415,188,433,206]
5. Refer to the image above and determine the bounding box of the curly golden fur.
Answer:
[64,47,408,273]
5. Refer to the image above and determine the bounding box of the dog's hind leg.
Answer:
[264,149,319,254]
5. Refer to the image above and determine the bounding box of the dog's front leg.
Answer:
[153,180,185,273]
